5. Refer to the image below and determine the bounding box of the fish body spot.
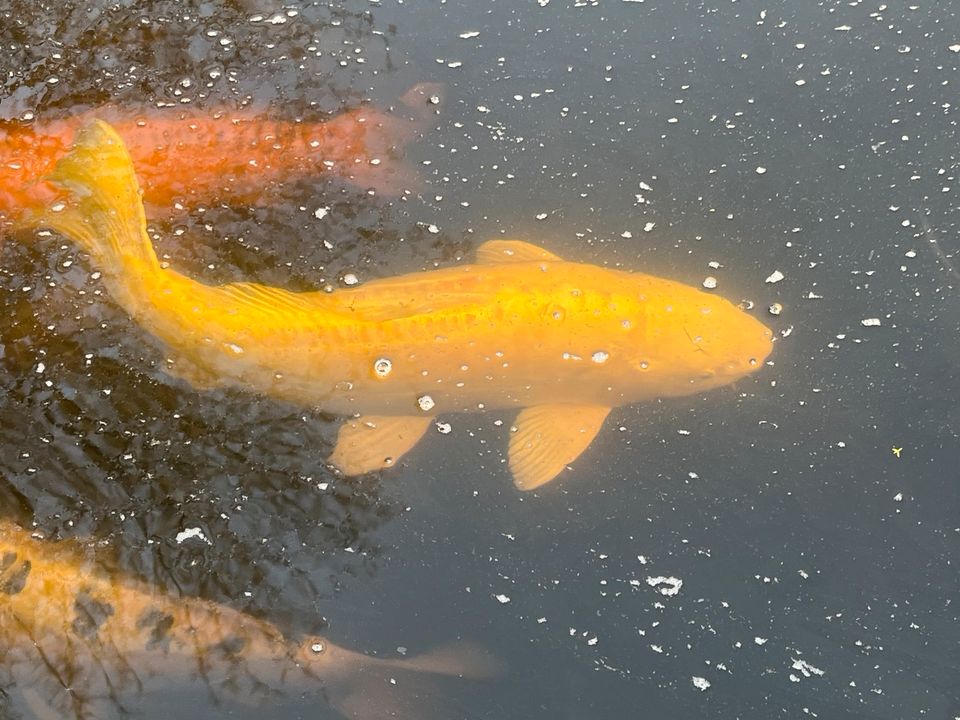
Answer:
[0,556,30,595]
[72,591,115,639]
[137,608,175,651]
[213,634,248,657]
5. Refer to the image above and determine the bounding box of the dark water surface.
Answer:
[1,0,958,718]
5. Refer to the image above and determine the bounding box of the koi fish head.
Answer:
[628,280,774,395]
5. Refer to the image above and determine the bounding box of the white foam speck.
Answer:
[646,576,682,596]
[175,527,211,545]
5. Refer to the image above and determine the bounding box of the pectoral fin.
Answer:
[508,405,611,491]
[164,356,225,391]
[330,415,432,475]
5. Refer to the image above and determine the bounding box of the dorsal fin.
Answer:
[216,281,330,317]
[476,239,562,264]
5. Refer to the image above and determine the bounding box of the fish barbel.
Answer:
[34,119,773,490]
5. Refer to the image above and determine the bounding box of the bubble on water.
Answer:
[591,351,609,364]
[310,642,325,654]
[374,358,393,377]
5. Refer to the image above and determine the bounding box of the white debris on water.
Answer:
[643,222,656,232]
[342,273,359,286]
[495,594,511,604]
[435,421,452,434]
[314,206,329,220]
[646,576,682,596]
[417,394,436,412]
[175,527,211,545]
[860,318,881,327]
[459,30,480,39]
[950,44,960,52]
[768,302,783,316]
[790,657,825,681]
[755,166,767,174]
[754,636,768,645]
[692,676,711,691]
[765,270,785,284]
[702,276,718,289]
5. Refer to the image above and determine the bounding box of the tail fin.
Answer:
[35,119,159,281]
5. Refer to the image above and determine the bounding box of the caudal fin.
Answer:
[34,119,159,283]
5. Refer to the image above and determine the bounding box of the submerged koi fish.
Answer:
[35,120,773,491]
[1,83,441,225]
[0,520,497,719]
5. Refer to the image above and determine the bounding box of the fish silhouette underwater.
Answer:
[32,119,773,491]
[0,520,498,720]
[1,83,442,226]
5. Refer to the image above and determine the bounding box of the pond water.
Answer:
[1,1,958,718]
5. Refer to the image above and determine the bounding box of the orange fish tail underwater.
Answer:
[0,83,442,225]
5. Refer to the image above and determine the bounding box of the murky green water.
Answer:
[1,1,958,718]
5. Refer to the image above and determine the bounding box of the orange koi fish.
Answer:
[0,520,497,719]
[1,83,441,225]
[34,120,773,492]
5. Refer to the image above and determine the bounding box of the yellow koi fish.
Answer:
[36,120,773,491]
[0,520,497,719]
